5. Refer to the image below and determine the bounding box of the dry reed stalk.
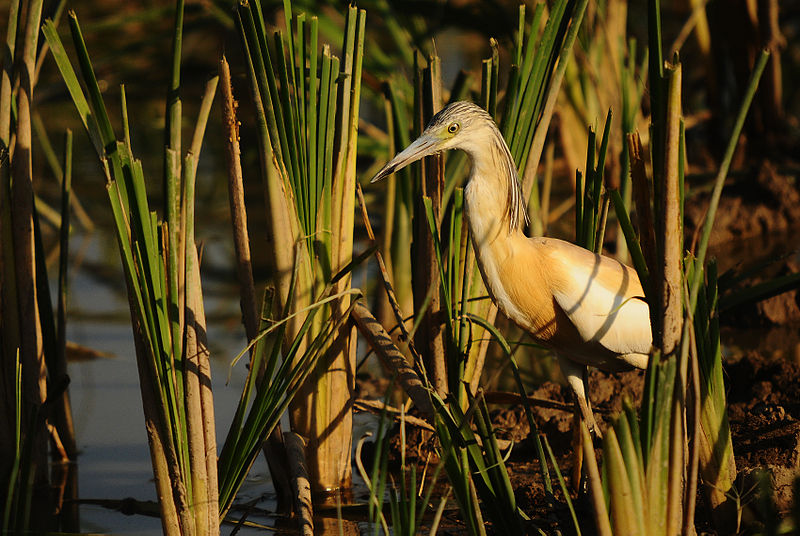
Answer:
[658,63,683,355]
[658,61,687,536]
[353,399,434,431]
[285,432,314,536]
[412,54,446,396]
[458,213,496,398]
[670,0,712,57]
[185,248,217,535]
[689,0,712,54]
[31,109,93,233]
[42,9,221,531]
[351,302,434,421]
[482,391,577,412]
[130,318,185,536]
[467,304,496,396]
[220,57,258,344]
[53,130,77,460]
[10,2,47,505]
[375,97,410,336]
[0,0,16,145]
[582,424,612,536]
[183,147,213,535]
[184,286,208,536]
[759,0,783,126]
[540,141,554,233]
[683,315,703,536]
[0,0,20,488]
[294,8,365,493]
[248,61,305,325]
[219,56,291,511]
[186,241,218,535]
[12,0,46,403]
[355,183,423,370]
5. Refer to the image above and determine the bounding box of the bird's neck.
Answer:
[463,144,530,320]
[464,177,526,257]
[461,135,527,248]
[463,173,531,326]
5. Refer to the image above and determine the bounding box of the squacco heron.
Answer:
[371,101,652,437]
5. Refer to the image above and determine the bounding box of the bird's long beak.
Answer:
[370,134,441,183]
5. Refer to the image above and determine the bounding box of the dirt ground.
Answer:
[368,345,800,535]
[684,160,800,251]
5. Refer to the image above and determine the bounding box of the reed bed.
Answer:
[3,0,797,533]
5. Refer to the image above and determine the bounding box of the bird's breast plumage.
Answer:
[465,195,652,369]
[461,135,651,372]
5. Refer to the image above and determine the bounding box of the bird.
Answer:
[371,101,652,438]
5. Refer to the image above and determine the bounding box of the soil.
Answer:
[361,348,800,535]
[684,160,800,250]
[727,352,800,513]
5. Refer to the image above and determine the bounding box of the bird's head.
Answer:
[370,101,494,183]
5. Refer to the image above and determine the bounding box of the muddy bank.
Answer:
[507,350,800,532]
[361,347,800,533]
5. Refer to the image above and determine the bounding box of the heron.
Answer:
[371,101,652,438]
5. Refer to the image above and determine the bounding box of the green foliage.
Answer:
[236,0,364,282]
[598,2,770,534]
[2,355,27,532]
[233,0,366,493]
[421,197,530,531]
[575,109,612,252]
[584,357,682,535]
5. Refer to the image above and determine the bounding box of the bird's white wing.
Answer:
[540,238,652,356]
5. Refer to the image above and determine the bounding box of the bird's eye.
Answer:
[447,122,460,134]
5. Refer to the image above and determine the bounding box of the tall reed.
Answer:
[44,4,220,532]
[233,0,365,493]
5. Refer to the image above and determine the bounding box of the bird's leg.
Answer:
[558,356,603,440]
[581,366,601,440]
